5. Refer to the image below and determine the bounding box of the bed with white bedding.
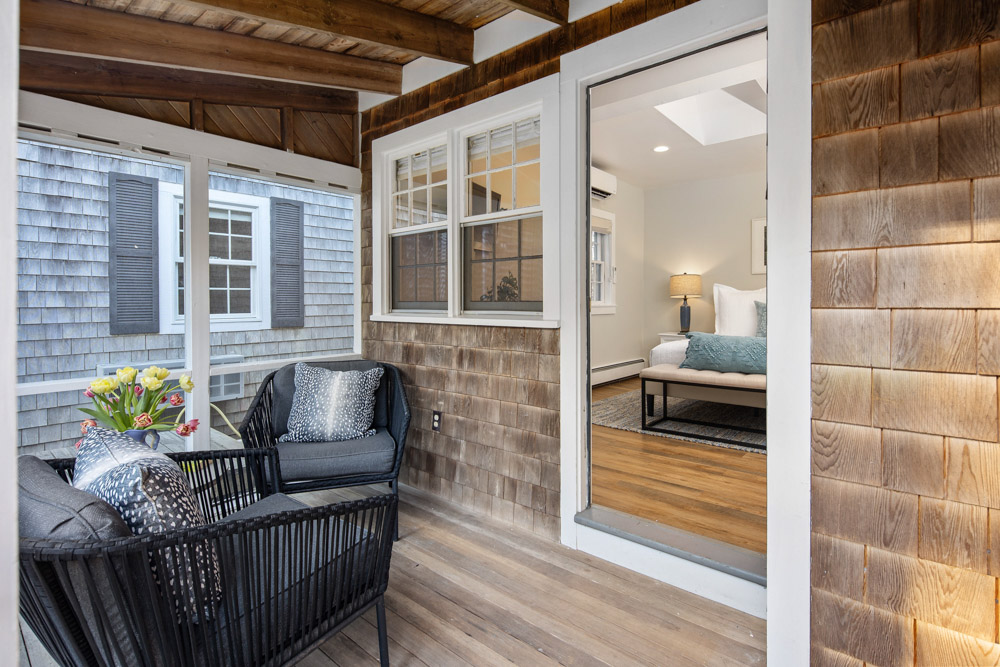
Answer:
[650,339,689,366]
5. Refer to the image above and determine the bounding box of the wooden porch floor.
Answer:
[21,469,766,666]
[297,486,766,667]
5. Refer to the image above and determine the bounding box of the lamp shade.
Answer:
[669,273,702,299]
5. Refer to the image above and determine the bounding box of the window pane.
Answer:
[177,264,184,316]
[229,289,251,314]
[209,210,228,233]
[491,169,512,212]
[16,139,187,453]
[391,230,447,310]
[206,171,357,436]
[521,258,543,301]
[431,185,447,222]
[522,216,543,256]
[412,188,429,226]
[463,219,542,312]
[395,155,409,192]
[490,125,513,169]
[467,174,489,216]
[495,220,519,259]
[430,145,447,184]
[229,265,251,289]
[210,289,228,314]
[209,233,229,259]
[515,162,540,208]
[515,117,541,162]
[467,132,488,174]
[412,150,429,187]
[209,264,227,288]
[230,236,253,261]
[393,193,410,228]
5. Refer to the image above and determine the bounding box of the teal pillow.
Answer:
[755,301,766,337]
[680,332,766,374]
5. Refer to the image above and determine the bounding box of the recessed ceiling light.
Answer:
[653,145,670,153]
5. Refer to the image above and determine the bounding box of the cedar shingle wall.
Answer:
[811,0,1000,662]
[360,1,699,539]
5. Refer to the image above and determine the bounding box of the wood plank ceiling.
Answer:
[18,0,558,166]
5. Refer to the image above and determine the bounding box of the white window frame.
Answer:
[384,133,450,313]
[372,75,560,328]
[158,182,272,333]
[590,206,616,314]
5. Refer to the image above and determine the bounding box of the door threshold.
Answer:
[575,505,766,586]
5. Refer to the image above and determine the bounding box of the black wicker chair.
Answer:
[19,449,397,667]
[239,361,410,539]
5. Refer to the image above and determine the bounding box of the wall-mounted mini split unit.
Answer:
[591,166,618,200]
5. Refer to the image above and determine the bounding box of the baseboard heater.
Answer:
[592,359,645,386]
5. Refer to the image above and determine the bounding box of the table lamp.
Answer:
[669,273,702,333]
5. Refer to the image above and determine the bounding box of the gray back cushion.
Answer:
[271,360,389,439]
[18,455,132,540]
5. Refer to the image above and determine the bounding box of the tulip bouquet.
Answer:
[79,366,238,443]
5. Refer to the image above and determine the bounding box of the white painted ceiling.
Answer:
[590,33,767,189]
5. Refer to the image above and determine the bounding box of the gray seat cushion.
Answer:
[276,428,396,482]
[220,493,309,522]
[18,455,132,540]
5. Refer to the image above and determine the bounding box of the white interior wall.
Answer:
[643,169,766,347]
[590,177,646,369]
[590,167,766,369]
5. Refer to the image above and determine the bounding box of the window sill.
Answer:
[591,305,617,315]
[371,312,559,329]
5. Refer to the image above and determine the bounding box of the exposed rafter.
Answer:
[497,0,569,25]
[20,0,402,95]
[166,0,474,65]
[19,51,358,113]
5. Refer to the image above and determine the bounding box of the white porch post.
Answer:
[0,0,19,648]
[184,156,212,450]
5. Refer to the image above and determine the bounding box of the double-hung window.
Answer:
[373,75,558,326]
[590,207,616,313]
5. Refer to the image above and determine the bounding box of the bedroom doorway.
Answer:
[583,31,767,578]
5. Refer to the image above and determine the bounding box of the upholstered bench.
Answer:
[640,363,766,446]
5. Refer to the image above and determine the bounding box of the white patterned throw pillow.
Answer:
[280,363,384,443]
[73,427,221,618]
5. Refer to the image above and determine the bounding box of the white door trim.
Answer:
[557,0,810,642]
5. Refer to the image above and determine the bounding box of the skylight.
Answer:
[654,85,766,146]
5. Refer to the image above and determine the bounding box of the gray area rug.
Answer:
[592,389,766,453]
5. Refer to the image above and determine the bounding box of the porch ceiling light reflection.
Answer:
[655,86,766,146]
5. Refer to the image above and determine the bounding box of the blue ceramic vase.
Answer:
[124,428,160,450]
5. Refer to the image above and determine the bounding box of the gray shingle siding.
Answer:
[17,140,356,453]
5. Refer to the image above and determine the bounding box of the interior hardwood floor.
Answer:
[591,378,767,554]
[299,485,766,667]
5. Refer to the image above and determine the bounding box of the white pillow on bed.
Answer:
[713,284,766,337]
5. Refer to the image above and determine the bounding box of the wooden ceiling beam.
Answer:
[167,0,474,65]
[19,50,359,113]
[20,0,402,95]
[497,0,569,25]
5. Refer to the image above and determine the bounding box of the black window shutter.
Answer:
[271,198,305,328]
[108,172,159,335]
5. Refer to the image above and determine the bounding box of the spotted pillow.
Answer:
[279,363,384,443]
[74,428,221,618]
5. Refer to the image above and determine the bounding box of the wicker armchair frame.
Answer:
[238,362,410,540]
[20,449,397,667]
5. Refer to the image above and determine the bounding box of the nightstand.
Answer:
[658,333,688,344]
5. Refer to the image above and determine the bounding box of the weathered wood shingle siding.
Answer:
[811,0,1000,660]
[16,140,356,453]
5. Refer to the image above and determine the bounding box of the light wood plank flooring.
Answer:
[299,485,766,666]
[20,481,766,666]
[591,378,767,554]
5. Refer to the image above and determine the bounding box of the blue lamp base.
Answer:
[679,297,691,333]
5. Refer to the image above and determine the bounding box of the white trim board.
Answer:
[18,91,361,192]
[557,0,771,621]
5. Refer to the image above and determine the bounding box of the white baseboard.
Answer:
[592,359,645,385]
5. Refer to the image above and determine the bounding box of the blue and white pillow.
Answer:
[280,363,384,443]
[74,428,221,617]
[755,300,767,338]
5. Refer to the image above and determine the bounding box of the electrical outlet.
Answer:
[432,410,442,432]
